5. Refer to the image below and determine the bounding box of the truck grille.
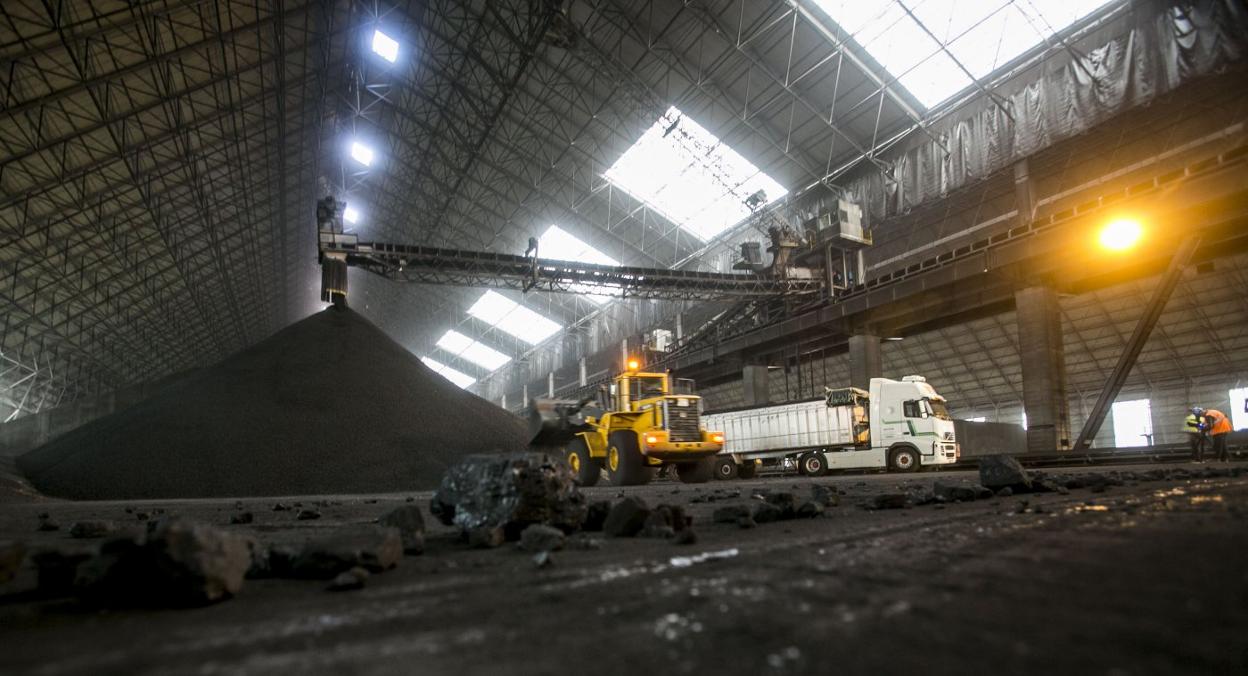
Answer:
[665,402,701,442]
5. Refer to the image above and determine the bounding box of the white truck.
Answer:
[703,376,959,479]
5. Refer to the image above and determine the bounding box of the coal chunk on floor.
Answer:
[603,497,650,537]
[74,520,250,607]
[431,453,586,540]
[978,455,1032,491]
[289,526,402,579]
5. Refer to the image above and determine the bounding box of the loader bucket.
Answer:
[526,398,591,447]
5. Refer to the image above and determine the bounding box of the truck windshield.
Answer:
[926,398,950,420]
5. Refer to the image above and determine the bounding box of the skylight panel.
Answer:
[468,291,562,345]
[814,1,1114,108]
[350,141,374,167]
[420,357,475,389]
[435,330,510,370]
[371,29,399,63]
[604,106,787,241]
[343,205,360,224]
[537,225,619,304]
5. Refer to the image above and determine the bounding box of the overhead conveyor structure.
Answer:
[316,208,825,303]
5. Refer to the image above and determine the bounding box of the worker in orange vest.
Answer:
[1196,407,1233,462]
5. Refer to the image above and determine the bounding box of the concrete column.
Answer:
[1013,159,1036,226]
[579,358,587,387]
[743,365,771,406]
[1015,286,1071,453]
[548,372,555,397]
[848,334,882,391]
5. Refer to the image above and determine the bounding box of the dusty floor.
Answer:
[1,462,1246,675]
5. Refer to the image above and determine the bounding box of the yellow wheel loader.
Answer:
[527,361,725,486]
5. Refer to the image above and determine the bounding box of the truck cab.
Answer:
[868,376,959,469]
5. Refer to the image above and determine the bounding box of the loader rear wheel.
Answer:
[566,438,600,487]
[737,461,758,480]
[675,457,715,484]
[606,432,653,486]
[714,457,739,480]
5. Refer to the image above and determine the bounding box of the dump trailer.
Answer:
[526,363,725,486]
[703,376,959,479]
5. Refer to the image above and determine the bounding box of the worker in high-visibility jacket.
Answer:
[1199,407,1233,462]
[1183,411,1207,462]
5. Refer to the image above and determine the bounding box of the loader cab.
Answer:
[611,371,670,411]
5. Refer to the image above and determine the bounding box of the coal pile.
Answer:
[18,307,527,499]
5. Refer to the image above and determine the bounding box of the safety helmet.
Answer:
[1191,406,1205,415]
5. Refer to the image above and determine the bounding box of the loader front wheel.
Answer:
[566,438,600,487]
[606,432,653,486]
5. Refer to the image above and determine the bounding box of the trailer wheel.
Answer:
[799,452,827,477]
[566,438,601,487]
[889,445,920,473]
[714,457,739,480]
[737,461,758,480]
[675,458,715,484]
[606,432,653,486]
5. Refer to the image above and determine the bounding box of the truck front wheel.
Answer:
[606,432,653,486]
[566,438,601,487]
[889,445,920,473]
[714,457,739,480]
[675,458,715,484]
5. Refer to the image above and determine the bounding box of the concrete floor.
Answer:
[1,462,1246,675]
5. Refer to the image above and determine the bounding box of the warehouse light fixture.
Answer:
[420,357,475,389]
[350,141,375,167]
[371,29,400,63]
[812,1,1114,108]
[467,291,562,345]
[605,106,786,241]
[538,225,620,303]
[1098,217,1143,251]
[343,205,360,224]
[436,330,510,370]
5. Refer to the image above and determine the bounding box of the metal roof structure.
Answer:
[2,0,1244,426]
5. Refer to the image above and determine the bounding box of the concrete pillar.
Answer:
[579,358,587,387]
[548,372,555,397]
[743,365,771,406]
[848,334,882,391]
[1015,286,1071,453]
[1013,159,1036,226]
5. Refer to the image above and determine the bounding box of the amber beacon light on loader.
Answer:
[526,360,725,486]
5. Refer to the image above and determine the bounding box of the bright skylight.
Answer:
[420,357,475,389]
[538,225,620,304]
[468,291,562,345]
[435,330,510,370]
[1230,387,1248,431]
[343,205,360,224]
[604,106,786,241]
[371,29,399,63]
[1111,399,1153,448]
[813,0,1115,108]
[350,141,374,167]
